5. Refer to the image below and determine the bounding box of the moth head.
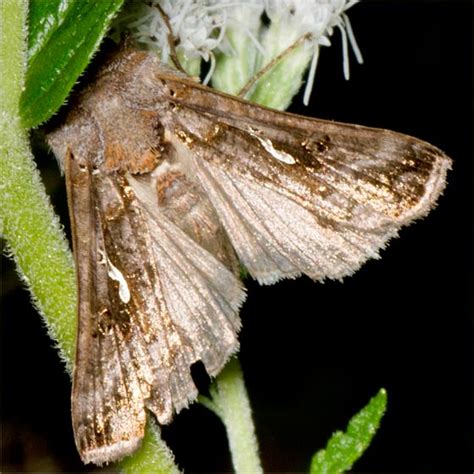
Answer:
[101,48,179,110]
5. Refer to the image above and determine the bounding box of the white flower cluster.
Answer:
[116,0,264,81]
[262,0,363,103]
[115,0,362,103]
[123,1,225,61]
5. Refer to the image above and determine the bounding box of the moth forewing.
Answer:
[160,79,450,283]
[47,48,451,464]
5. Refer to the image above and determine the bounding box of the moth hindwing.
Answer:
[47,48,451,464]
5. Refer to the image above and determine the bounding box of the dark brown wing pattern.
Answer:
[47,49,450,464]
[156,70,451,283]
[61,135,244,464]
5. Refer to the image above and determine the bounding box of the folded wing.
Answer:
[65,149,244,464]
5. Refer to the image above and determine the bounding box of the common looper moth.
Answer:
[47,47,451,464]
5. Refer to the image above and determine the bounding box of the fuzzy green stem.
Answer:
[0,0,26,112]
[0,119,77,365]
[0,0,77,367]
[208,359,263,474]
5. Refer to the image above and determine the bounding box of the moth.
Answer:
[47,48,451,464]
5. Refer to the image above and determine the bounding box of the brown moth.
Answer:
[47,48,451,464]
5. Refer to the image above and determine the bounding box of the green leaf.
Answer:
[310,388,387,474]
[20,0,124,128]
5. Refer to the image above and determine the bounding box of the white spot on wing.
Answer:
[250,131,296,165]
[106,256,131,303]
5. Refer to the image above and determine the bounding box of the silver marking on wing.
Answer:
[248,128,296,165]
[105,255,131,303]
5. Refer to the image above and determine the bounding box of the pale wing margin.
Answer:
[164,100,450,285]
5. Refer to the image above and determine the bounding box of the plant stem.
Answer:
[0,120,77,365]
[207,358,263,474]
[0,0,26,112]
[1,0,77,367]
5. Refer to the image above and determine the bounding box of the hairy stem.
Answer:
[1,1,77,368]
[208,359,263,474]
[0,0,26,112]
[0,120,77,364]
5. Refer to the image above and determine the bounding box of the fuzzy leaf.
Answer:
[20,0,124,128]
[310,389,387,474]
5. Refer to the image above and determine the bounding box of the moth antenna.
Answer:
[154,3,187,75]
[237,32,312,99]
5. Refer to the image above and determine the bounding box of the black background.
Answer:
[1,1,472,472]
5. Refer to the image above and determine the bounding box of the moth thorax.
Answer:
[102,113,165,175]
